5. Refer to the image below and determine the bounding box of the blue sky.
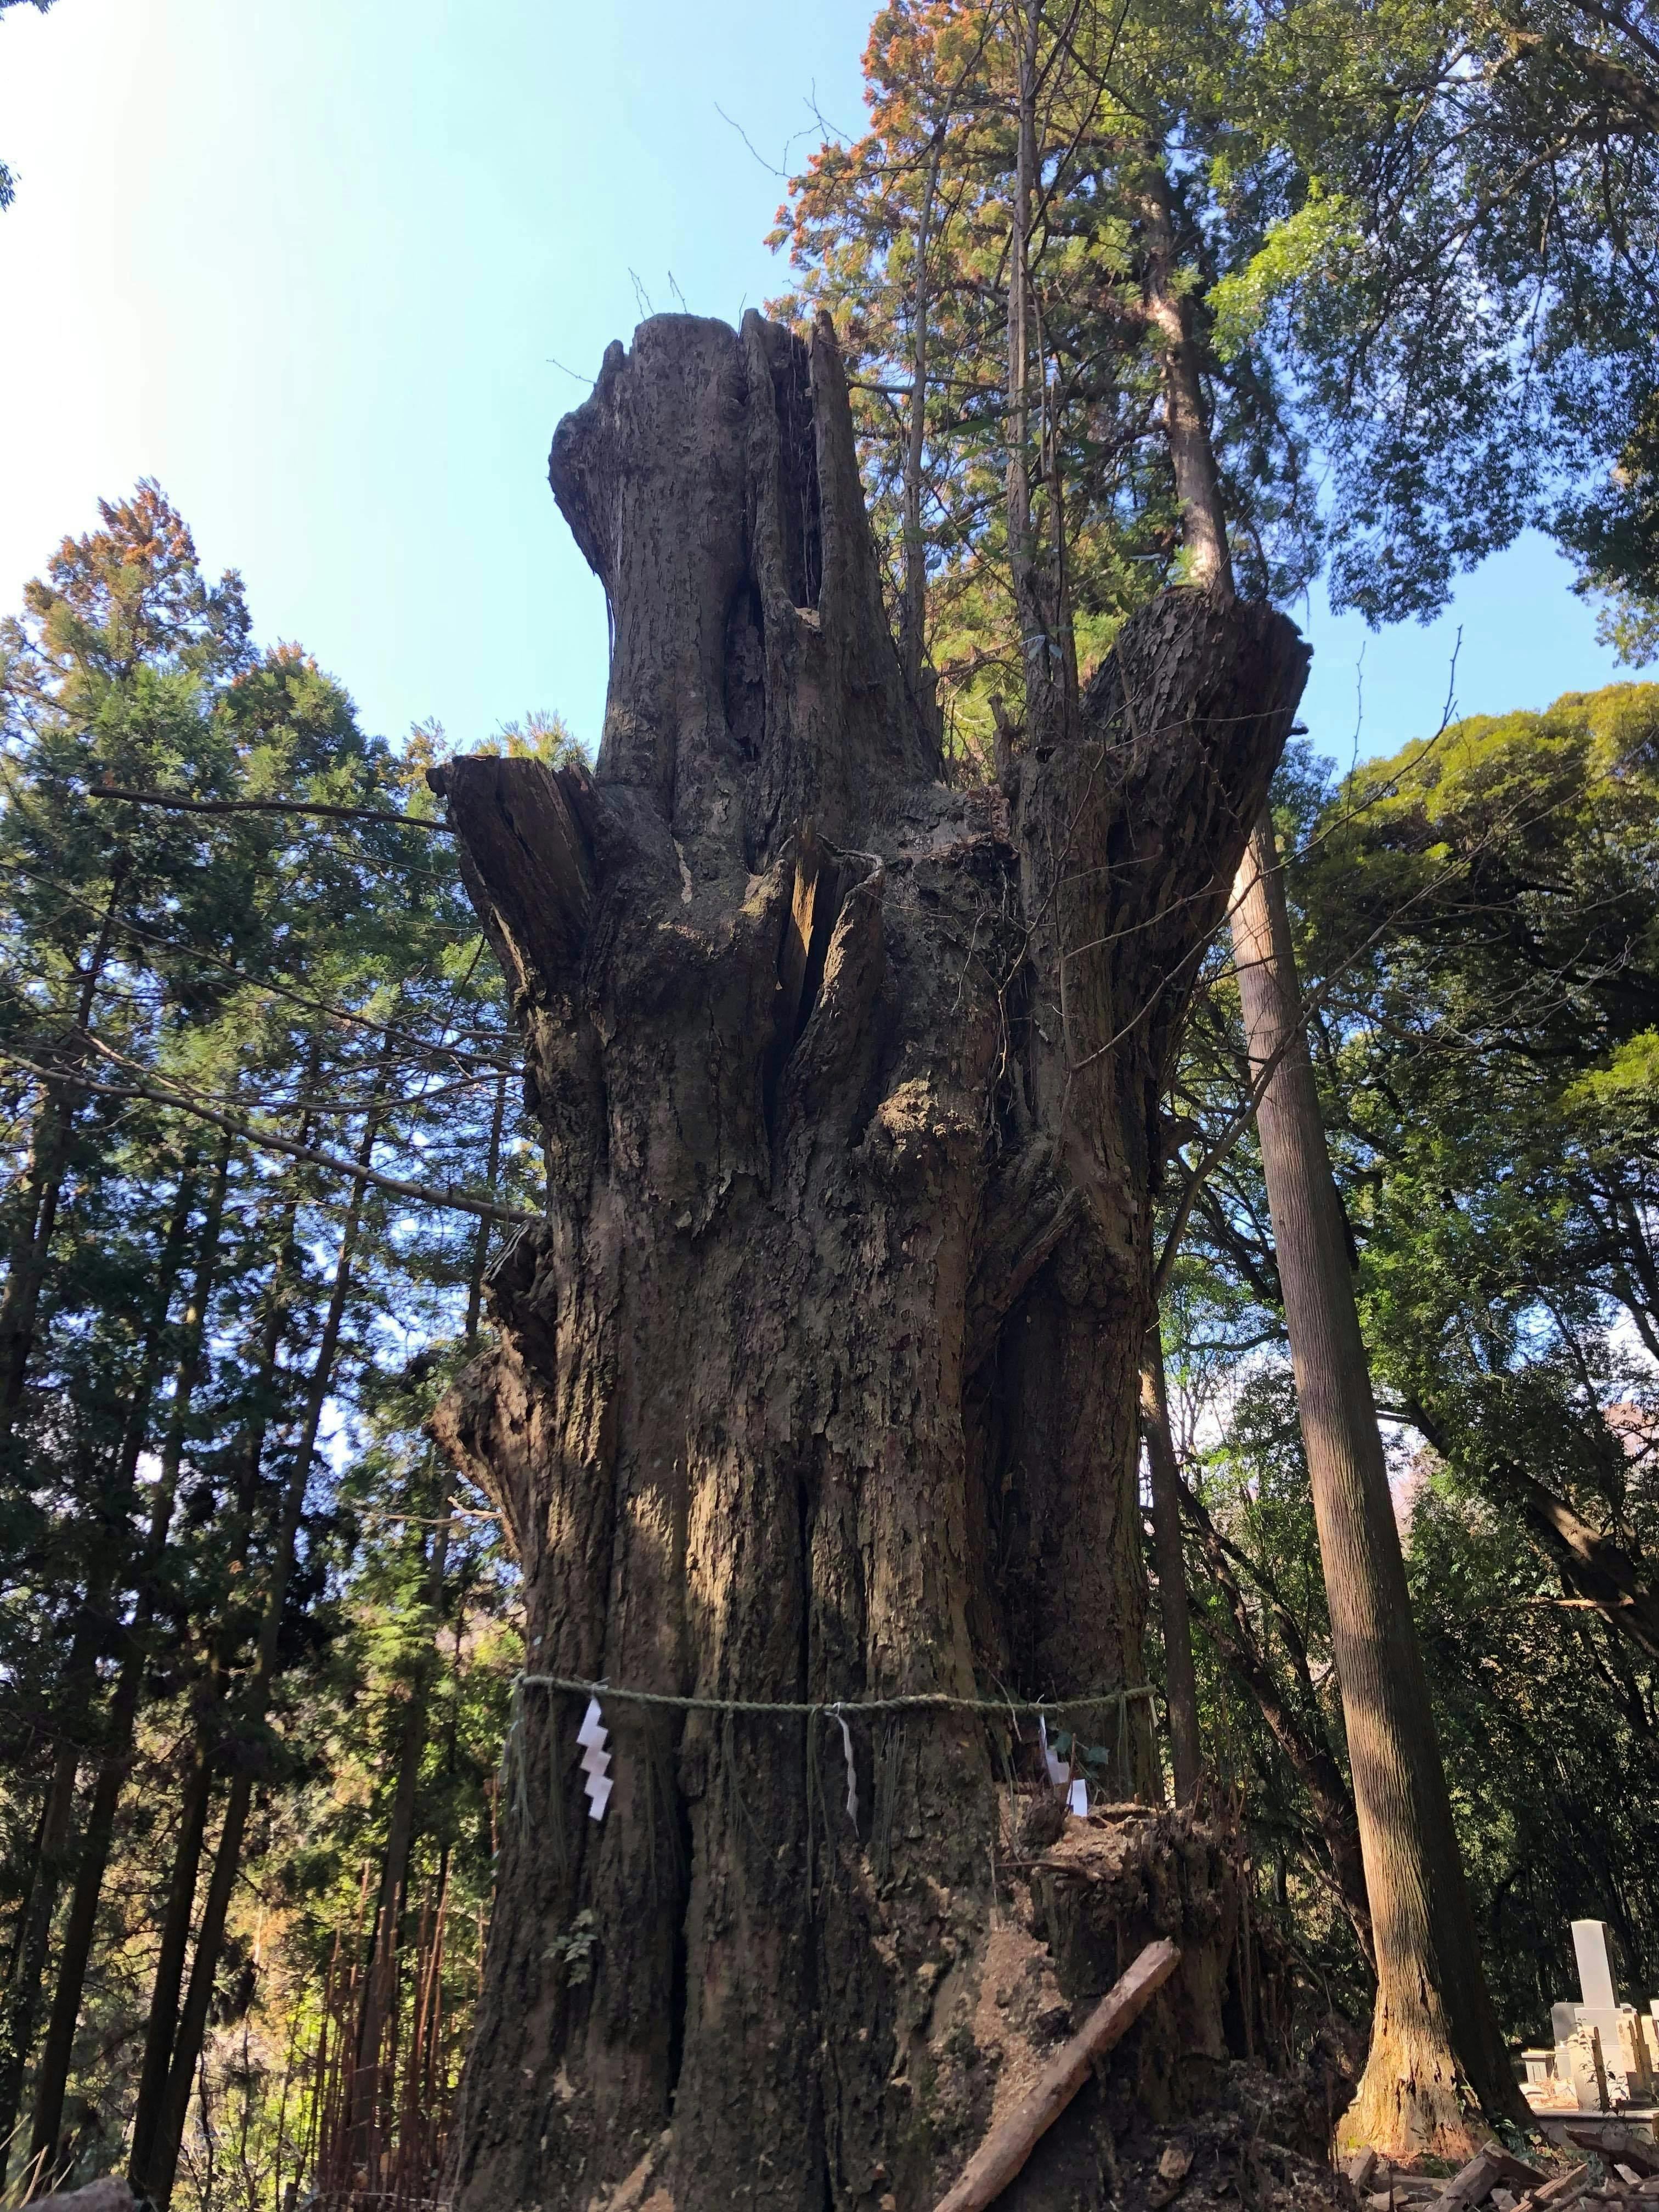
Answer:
[0,0,1634,772]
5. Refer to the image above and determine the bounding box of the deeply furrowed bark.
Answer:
[431,311,1307,2211]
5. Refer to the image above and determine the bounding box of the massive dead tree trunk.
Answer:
[431,311,1306,2212]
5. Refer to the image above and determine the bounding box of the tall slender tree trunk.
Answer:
[427,308,1306,2209]
[349,1513,451,2160]
[0,1629,94,2186]
[29,1148,228,2179]
[1230,817,1523,2148]
[140,1096,384,2211]
[0,876,125,1453]
[128,1133,312,2193]
[901,126,943,704]
[0,1154,198,2186]
[126,1741,214,2193]
[1139,161,1232,597]
[329,1070,506,2165]
[1139,1331,1202,1804]
[349,1065,504,2159]
[1137,157,1519,2147]
[1005,0,1047,725]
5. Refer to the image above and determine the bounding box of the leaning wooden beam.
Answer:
[932,1939,1181,2212]
[1514,2164,1591,2212]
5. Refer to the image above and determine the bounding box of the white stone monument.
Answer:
[1566,1921,1652,2108]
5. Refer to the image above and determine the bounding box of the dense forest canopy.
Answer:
[0,0,1657,2204]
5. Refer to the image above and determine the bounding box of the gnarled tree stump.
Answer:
[431,309,1308,2211]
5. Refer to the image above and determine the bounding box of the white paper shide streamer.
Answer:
[1039,1716,1089,1819]
[832,1708,857,1830]
[577,1696,613,1821]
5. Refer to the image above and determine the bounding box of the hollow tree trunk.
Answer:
[1231,813,1525,2150]
[427,309,1305,2210]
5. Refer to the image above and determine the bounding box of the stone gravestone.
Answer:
[1553,2000,1609,2113]
[1568,1921,1653,2107]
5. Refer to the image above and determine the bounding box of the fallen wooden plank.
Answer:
[1426,2150,1510,2212]
[1347,2151,1382,2194]
[1541,2170,1594,2202]
[931,1938,1181,2212]
[1516,2164,1592,2212]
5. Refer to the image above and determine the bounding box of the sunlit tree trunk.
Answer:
[1138,151,1519,2147]
[1139,162,1232,597]
[1231,816,1524,2148]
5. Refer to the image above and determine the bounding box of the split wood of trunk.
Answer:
[931,1937,1181,2211]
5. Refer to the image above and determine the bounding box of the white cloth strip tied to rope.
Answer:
[506,1672,1157,1839]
